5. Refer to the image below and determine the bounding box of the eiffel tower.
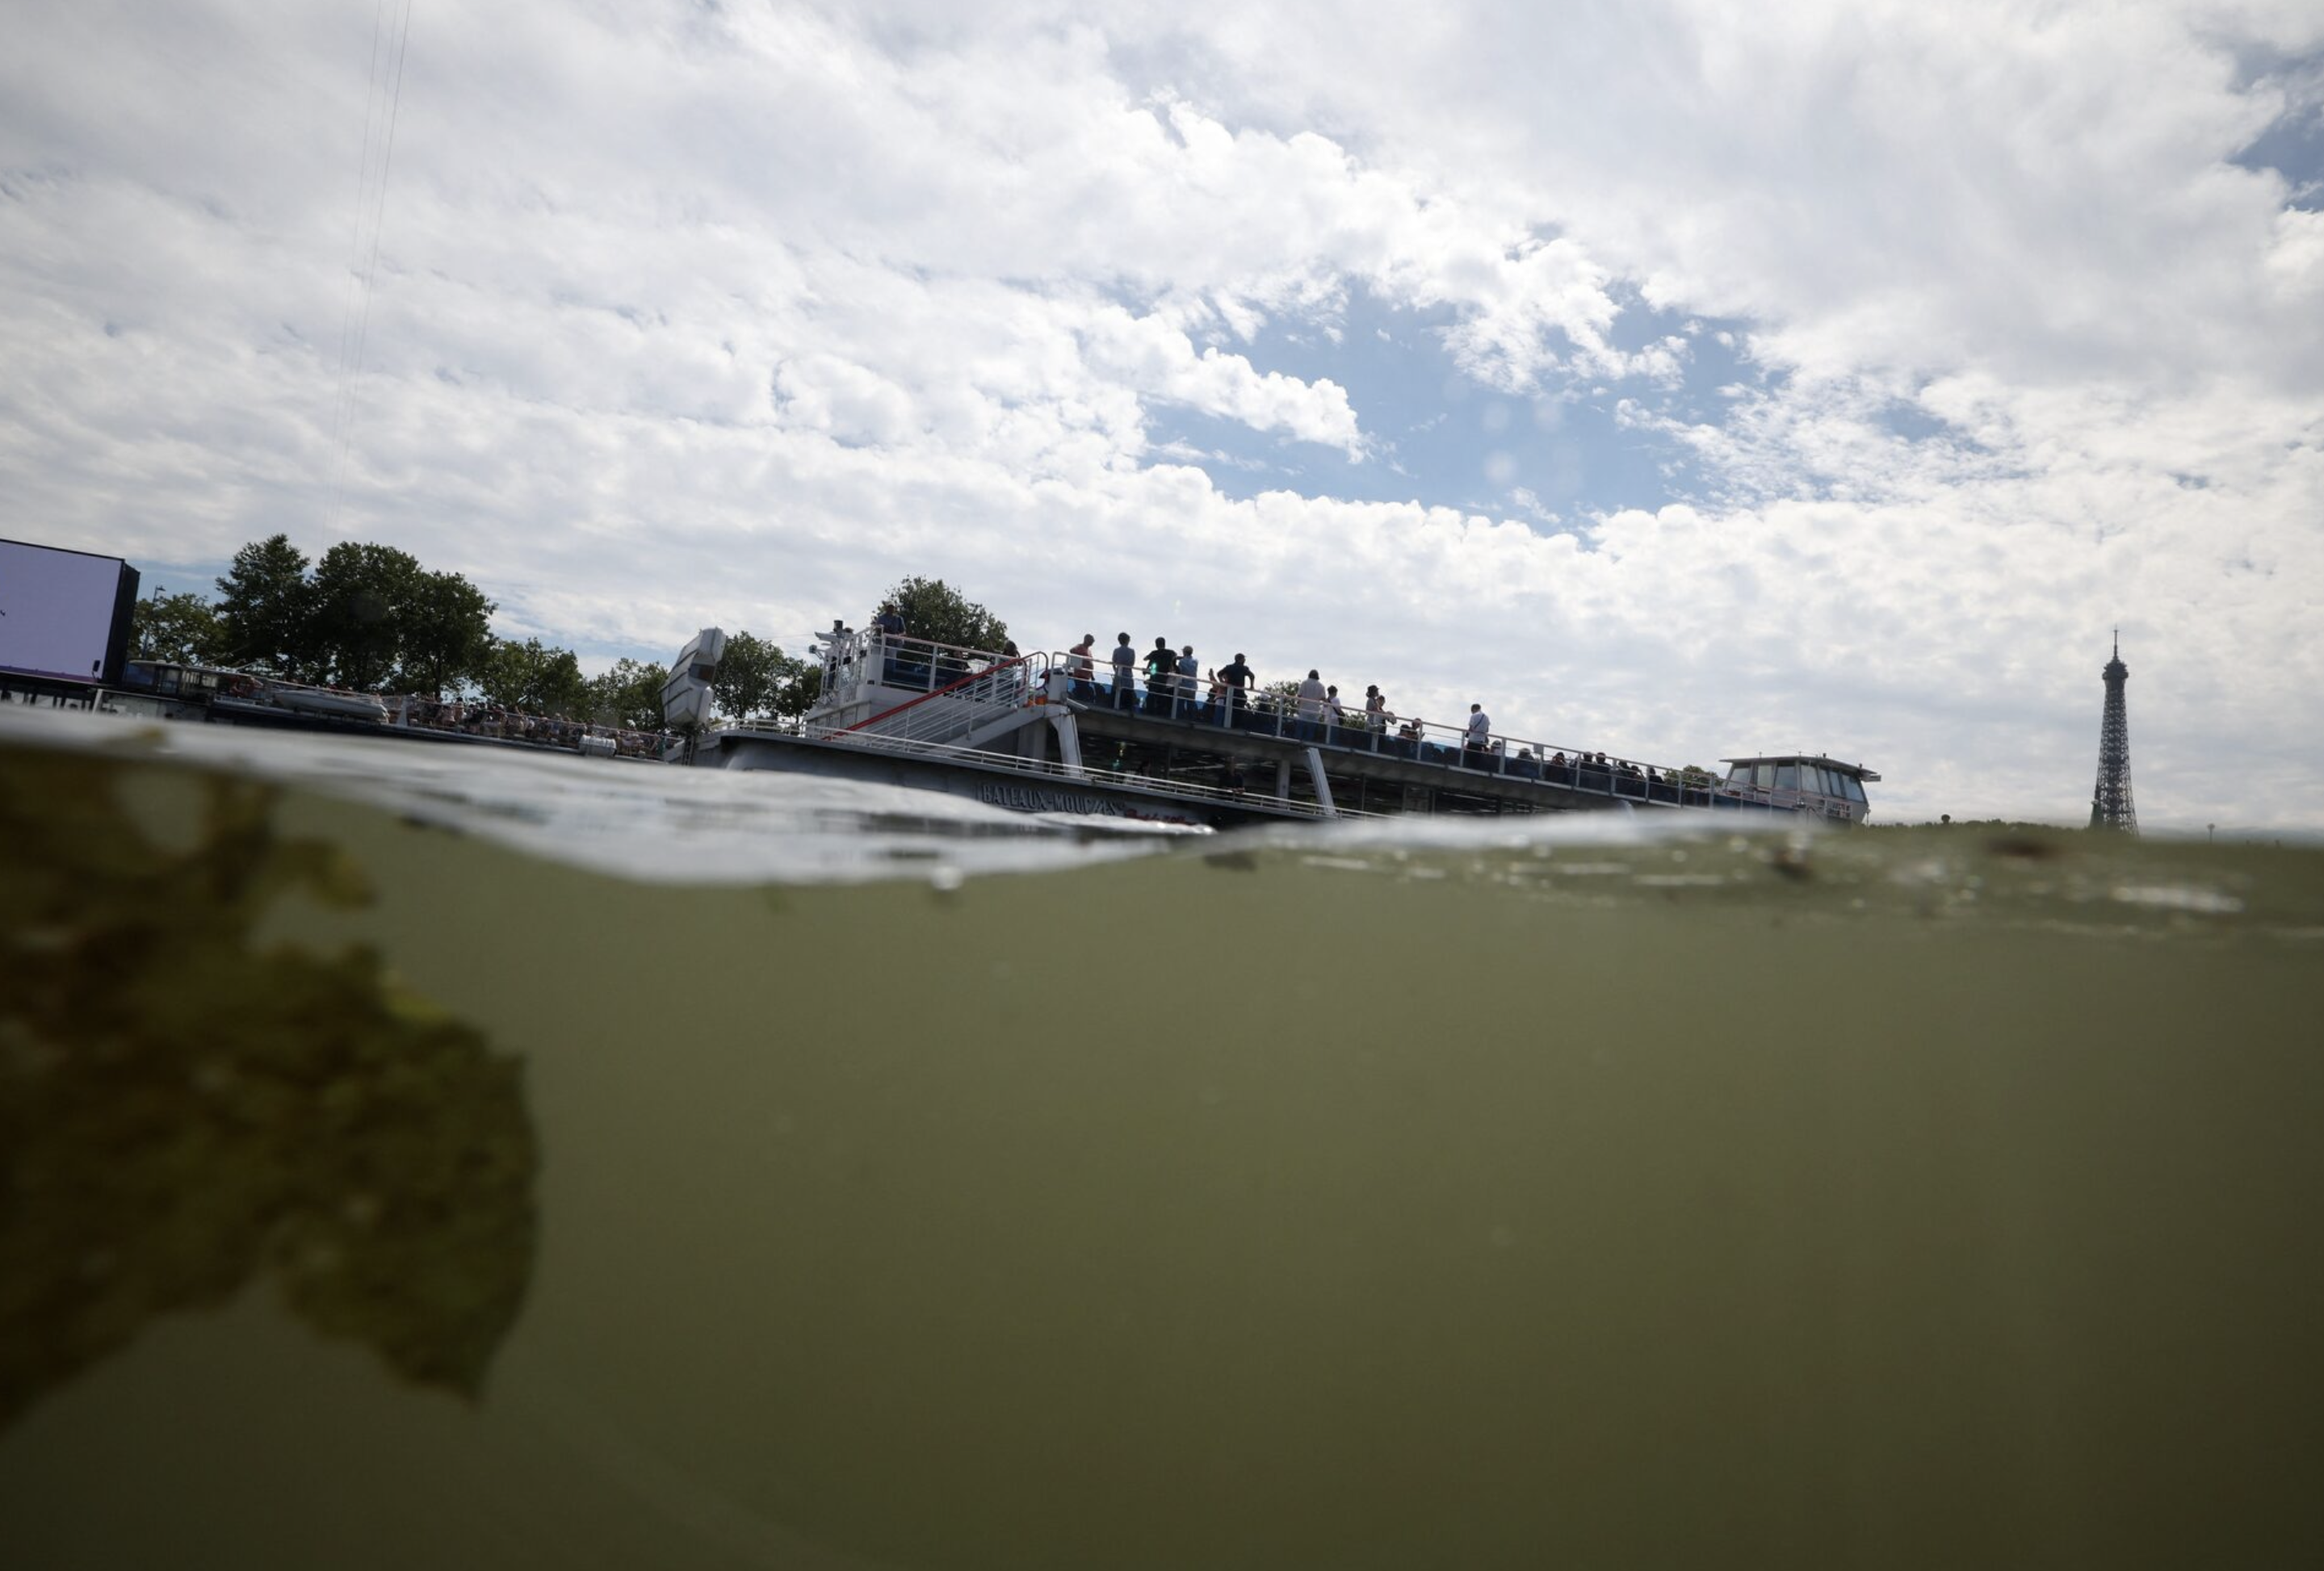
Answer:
[2087,632,2137,833]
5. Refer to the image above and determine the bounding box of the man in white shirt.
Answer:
[1298,669,1327,723]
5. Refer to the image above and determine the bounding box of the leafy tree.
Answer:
[711,631,825,724]
[479,637,589,716]
[130,589,224,666]
[768,656,822,722]
[712,630,783,721]
[584,657,669,730]
[212,534,313,677]
[396,570,497,698]
[308,542,425,691]
[885,576,1008,653]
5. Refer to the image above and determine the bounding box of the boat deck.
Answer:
[1063,686,1766,819]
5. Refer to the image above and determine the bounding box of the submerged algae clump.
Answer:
[0,744,538,1429]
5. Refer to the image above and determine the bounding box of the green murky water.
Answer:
[3,714,2322,1567]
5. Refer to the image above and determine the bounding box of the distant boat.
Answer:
[258,679,389,723]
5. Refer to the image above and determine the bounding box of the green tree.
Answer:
[885,576,1008,653]
[584,657,669,730]
[396,570,497,698]
[768,656,821,722]
[130,589,224,666]
[712,630,783,721]
[479,637,589,716]
[212,534,313,677]
[308,542,425,691]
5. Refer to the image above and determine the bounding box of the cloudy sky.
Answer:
[5,0,2321,828]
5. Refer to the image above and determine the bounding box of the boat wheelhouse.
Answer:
[1717,755,1880,824]
[667,622,1875,830]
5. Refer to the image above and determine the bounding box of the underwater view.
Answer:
[3,705,2322,1569]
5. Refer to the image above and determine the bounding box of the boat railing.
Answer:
[837,644,1052,747]
[795,725,1354,821]
[1051,660,1779,813]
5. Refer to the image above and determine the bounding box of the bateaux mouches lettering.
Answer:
[975,781,1126,815]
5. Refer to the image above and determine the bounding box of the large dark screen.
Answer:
[0,538,138,684]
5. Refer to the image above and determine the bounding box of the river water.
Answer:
[3,703,2321,1569]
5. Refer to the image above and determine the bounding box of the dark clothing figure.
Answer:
[1143,638,1176,712]
[873,604,907,682]
[1219,655,1254,710]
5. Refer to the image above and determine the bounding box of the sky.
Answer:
[3,0,2321,830]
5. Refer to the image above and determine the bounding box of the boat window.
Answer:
[1773,765,1799,791]
[1808,766,1834,796]
[1751,763,1773,789]
[1726,763,1750,785]
[1842,775,1868,804]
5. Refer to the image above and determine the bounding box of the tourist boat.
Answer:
[112,660,389,730]
[661,623,1877,831]
[1715,756,1880,825]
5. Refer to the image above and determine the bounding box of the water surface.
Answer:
[3,706,2320,1568]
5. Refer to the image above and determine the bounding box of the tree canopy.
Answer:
[476,636,590,715]
[130,589,224,667]
[308,541,425,692]
[479,637,589,717]
[885,576,1008,653]
[212,534,314,677]
[396,569,497,698]
[584,658,669,731]
[206,534,497,696]
[711,630,820,723]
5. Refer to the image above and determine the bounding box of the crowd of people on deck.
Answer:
[847,603,1738,801]
[1009,622,1705,795]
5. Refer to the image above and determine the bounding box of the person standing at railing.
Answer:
[1143,637,1177,714]
[1111,633,1137,710]
[1364,685,1387,732]
[1219,652,1255,714]
[873,601,906,684]
[1177,644,1200,719]
[1292,670,1328,739]
[1068,634,1097,702]
[1465,703,1492,758]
